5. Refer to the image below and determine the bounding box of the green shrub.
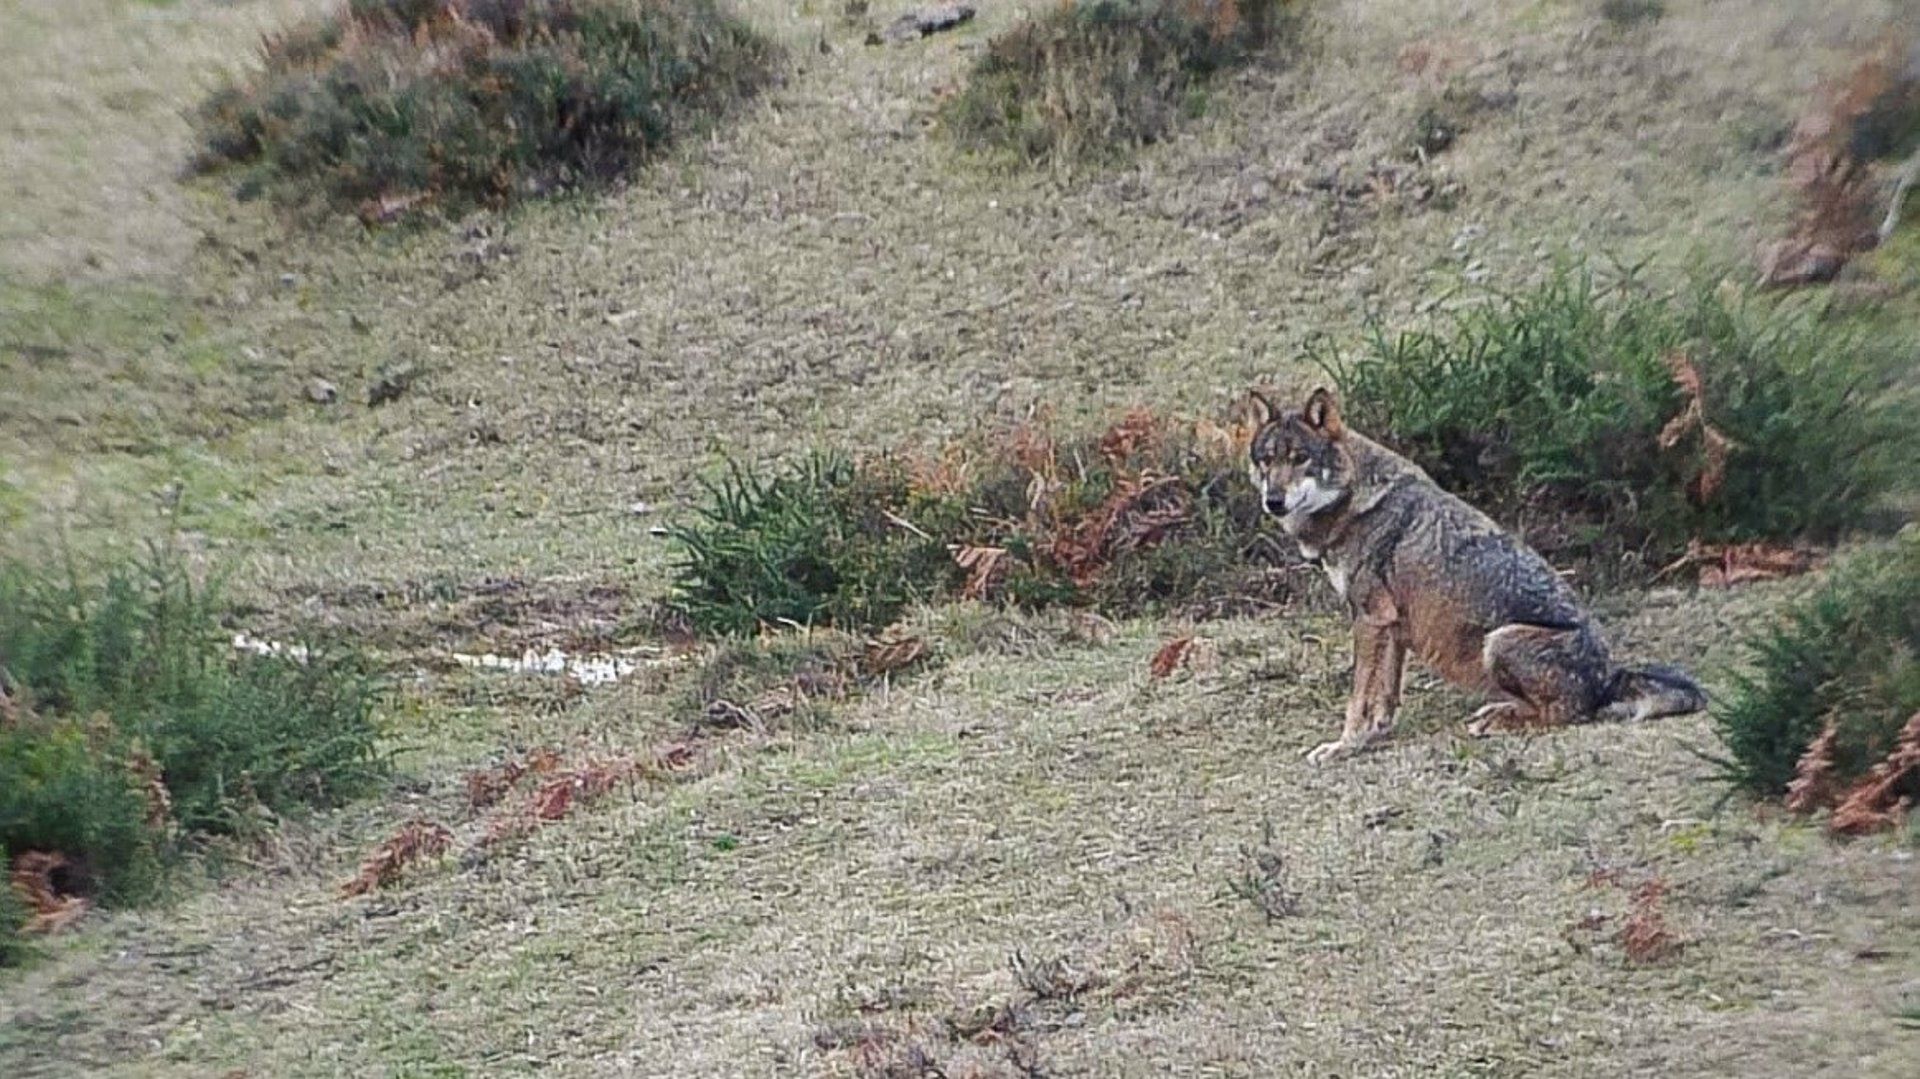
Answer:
[941,0,1305,166]
[1317,269,1917,569]
[1714,532,1920,798]
[667,456,957,636]
[0,715,164,904]
[0,541,386,905]
[192,0,776,215]
[667,412,1297,636]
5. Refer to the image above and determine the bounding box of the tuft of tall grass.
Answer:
[1598,0,1664,28]
[941,0,1305,166]
[192,0,777,216]
[666,456,957,637]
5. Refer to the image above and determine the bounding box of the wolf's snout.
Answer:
[1262,496,1288,517]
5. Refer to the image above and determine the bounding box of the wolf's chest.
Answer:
[1297,542,1351,600]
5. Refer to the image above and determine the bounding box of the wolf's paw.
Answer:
[1467,701,1536,737]
[1304,738,1357,765]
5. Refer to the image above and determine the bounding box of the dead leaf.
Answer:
[356,191,428,226]
[1693,540,1822,588]
[1149,636,1195,680]
[1048,474,1192,586]
[341,820,452,898]
[126,749,174,834]
[955,545,1010,601]
[864,631,929,675]
[649,740,699,774]
[464,746,562,810]
[1619,877,1682,963]
[1656,351,1736,505]
[1785,716,1842,814]
[1829,712,1920,836]
[1097,407,1160,464]
[9,851,90,934]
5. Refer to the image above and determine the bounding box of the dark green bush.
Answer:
[1318,269,1917,569]
[1714,532,1920,798]
[0,541,385,904]
[941,0,1305,165]
[192,0,776,215]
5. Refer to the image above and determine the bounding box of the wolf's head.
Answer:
[1247,387,1353,522]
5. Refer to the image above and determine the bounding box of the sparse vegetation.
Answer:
[0,540,385,917]
[1714,532,1920,814]
[1598,0,1664,28]
[1226,817,1299,922]
[1319,268,1917,571]
[942,0,1306,165]
[191,0,777,216]
[667,409,1295,636]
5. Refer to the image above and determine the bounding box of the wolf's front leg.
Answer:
[1306,620,1396,764]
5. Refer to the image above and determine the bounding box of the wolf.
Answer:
[1247,387,1707,763]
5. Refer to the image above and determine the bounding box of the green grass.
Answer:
[941,0,1306,166]
[1,537,386,906]
[191,0,778,216]
[1714,530,1920,798]
[1317,268,1918,570]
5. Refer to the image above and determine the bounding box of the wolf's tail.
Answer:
[1599,664,1709,722]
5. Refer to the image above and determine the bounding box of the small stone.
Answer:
[306,378,338,404]
[628,501,656,516]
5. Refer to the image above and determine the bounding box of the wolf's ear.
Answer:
[1247,388,1281,427]
[1303,388,1344,438]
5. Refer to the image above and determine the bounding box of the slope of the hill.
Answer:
[1,2,1914,1076]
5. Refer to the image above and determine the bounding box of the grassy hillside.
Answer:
[2,1,1917,1075]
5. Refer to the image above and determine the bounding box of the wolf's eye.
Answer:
[1287,451,1307,466]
